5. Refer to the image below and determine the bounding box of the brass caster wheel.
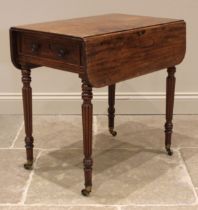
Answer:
[109,128,117,136]
[81,186,92,196]
[166,146,173,156]
[166,148,173,156]
[24,160,33,170]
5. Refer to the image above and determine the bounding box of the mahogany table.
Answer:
[10,14,186,196]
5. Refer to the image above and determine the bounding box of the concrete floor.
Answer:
[1,115,198,210]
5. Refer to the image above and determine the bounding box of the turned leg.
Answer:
[108,84,117,136]
[165,66,176,156]
[81,79,93,196]
[21,68,34,169]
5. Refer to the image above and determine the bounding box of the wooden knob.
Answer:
[31,43,40,53]
[58,48,67,58]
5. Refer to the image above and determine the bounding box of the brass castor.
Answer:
[166,145,173,156]
[24,160,33,170]
[81,186,92,196]
[109,128,117,136]
[166,148,173,156]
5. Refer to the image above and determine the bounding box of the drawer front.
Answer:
[19,32,81,66]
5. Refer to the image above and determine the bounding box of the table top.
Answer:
[15,13,182,38]
[10,13,186,88]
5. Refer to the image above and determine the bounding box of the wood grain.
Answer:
[20,33,81,65]
[10,29,84,73]
[10,14,186,84]
[84,21,186,87]
[15,14,181,38]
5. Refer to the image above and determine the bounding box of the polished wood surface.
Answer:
[21,33,81,65]
[15,14,181,38]
[10,30,84,74]
[10,14,186,87]
[85,21,186,87]
[10,13,186,196]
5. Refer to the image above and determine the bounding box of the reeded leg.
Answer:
[108,84,117,136]
[81,79,93,196]
[165,66,176,156]
[21,68,34,170]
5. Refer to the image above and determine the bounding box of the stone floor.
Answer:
[1,115,198,210]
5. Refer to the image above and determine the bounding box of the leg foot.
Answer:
[166,148,173,156]
[109,127,117,136]
[81,186,92,196]
[166,145,173,156]
[24,160,33,170]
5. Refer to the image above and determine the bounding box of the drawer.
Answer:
[19,33,81,66]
